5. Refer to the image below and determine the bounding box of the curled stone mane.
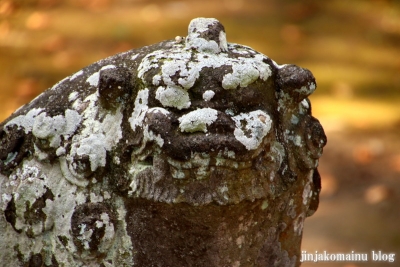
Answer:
[0,18,326,266]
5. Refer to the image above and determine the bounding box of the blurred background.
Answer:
[0,0,399,266]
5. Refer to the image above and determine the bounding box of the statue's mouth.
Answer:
[166,154,253,179]
[128,144,280,205]
[132,120,275,181]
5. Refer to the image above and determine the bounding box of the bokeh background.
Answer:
[1,0,399,266]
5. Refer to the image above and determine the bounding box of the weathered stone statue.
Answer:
[0,18,326,266]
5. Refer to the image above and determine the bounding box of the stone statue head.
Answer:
[0,17,326,266]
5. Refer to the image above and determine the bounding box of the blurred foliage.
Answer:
[1,0,400,127]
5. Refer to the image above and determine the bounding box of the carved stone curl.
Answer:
[0,18,326,266]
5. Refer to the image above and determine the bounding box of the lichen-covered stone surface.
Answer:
[0,18,326,266]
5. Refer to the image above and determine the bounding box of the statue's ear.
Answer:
[98,67,134,110]
[276,64,316,106]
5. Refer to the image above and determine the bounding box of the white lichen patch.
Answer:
[186,17,228,53]
[232,110,272,150]
[225,109,235,116]
[68,91,79,102]
[60,157,89,187]
[70,135,105,172]
[102,110,124,147]
[290,115,299,125]
[222,54,270,89]
[293,135,302,147]
[301,99,309,109]
[299,99,310,115]
[155,86,191,110]
[302,171,314,206]
[60,92,123,183]
[86,65,116,87]
[276,91,292,112]
[69,70,84,81]
[32,109,82,148]
[5,108,44,134]
[86,72,100,87]
[222,62,257,89]
[142,124,165,148]
[170,167,186,179]
[293,213,305,236]
[1,193,12,208]
[202,90,215,101]
[90,192,103,203]
[178,108,218,133]
[0,153,135,265]
[128,163,153,195]
[218,184,229,201]
[34,143,49,160]
[3,152,17,165]
[137,36,272,108]
[302,183,312,205]
[294,82,316,96]
[97,213,115,253]
[128,90,169,154]
[215,158,238,169]
[270,141,285,167]
[75,192,87,205]
[285,131,303,147]
[217,147,236,159]
[230,44,250,55]
[130,53,139,60]
[261,200,269,210]
[117,205,127,221]
[148,107,170,116]
[1,160,77,241]
[103,191,111,200]
[129,88,149,131]
[77,224,93,250]
[139,48,272,94]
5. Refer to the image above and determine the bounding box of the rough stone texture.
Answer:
[0,18,326,266]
